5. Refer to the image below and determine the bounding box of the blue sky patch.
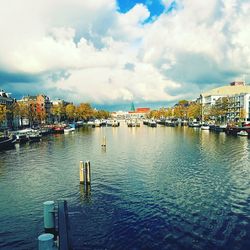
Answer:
[116,0,165,21]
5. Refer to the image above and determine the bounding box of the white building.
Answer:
[198,81,250,122]
[227,93,250,122]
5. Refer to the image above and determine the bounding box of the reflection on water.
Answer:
[0,123,250,249]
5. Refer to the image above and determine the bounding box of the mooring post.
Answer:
[101,136,106,147]
[79,160,84,184]
[43,201,56,236]
[86,161,91,184]
[38,233,55,250]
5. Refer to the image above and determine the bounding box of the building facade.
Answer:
[198,81,250,122]
[18,94,52,126]
[0,90,14,128]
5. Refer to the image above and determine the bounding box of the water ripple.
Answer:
[0,125,250,249]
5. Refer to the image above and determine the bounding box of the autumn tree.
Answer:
[173,105,187,119]
[51,103,65,122]
[65,104,76,121]
[76,103,94,120]
[178,100,189,106]
[94,110,110,119]
[187,103,201,120]
[13,102,30,127]
[239,108,246,121]
[36,109,47,124]
[0,105,7,125]
[165,108,173,118]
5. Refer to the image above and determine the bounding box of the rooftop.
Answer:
[201,84,250,97]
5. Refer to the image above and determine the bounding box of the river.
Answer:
[0,122,250,249]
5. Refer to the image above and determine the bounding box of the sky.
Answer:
[0,0,250,110]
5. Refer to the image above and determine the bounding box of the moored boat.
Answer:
[94,119,101,127]
[112,120,120,127]
[52,126,65,134]
[12,129,31,143]
[188,122,201,128]
[148,120,157,127]
[237,130,248,136]
[28,131,42,142]
[0,137,15,150]
[201,125,210,130]
[64,127,75,133]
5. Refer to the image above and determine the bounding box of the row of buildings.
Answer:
[112,81,250,122]
[0,90,70,129]
[112,107,151,120]
[1,80,250,128]
[198,81,250,122]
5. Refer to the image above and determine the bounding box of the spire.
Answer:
[130,102,135,112]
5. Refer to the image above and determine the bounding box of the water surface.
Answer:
[0,123,250,249]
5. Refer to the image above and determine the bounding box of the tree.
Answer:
[216,97,229,123]
[0,105,7,125]
[187,103,201,120]
[209,97,229,124]
[19,102,30,127]
[173,105,187,119]
[11,102,21,128]
[51,103,65,122]
[239,108,246,121]
[65,104,76,121]
[37,109,47,124]
[94,110,110,119]
[165,108,173,118]
[178,100,189,106]
[76,103,94,120]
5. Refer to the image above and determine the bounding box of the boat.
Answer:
[127,120,134,127]
[201,125,210,130]
[87,121,95,128]
[94,120,101,127]
[181,120,188,126]
[52,126,65,134]
[237,130,248,136]
[106,120,113,127]
[0,137,15,150]
[12,129,31,143]
[213,125,227,132]
[28,131,42,142]
[39,127,51,136]
[127,119,140,127]
[76,121,84,127]
[148,120,157,127]
[188,122,201,128]
[64,127,75,133]
[112,120,120,127]
[100,120,107,127]
[143,119,149,125]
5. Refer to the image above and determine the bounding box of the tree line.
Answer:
[148,100,202,121]
[0,102,110,127]
[147,98,246,123]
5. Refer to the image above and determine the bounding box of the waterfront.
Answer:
[0,123,250,249]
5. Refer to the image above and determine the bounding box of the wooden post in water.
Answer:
[43,201,55,236]
[38,233,55,250]
[80,160,91,186]
[85,161,91,184]
[101,136,106,147]
[79,161,84,184]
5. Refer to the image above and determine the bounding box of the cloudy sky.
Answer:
[0,0,250,109]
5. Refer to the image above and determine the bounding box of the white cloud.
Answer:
[0,0,250,105]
